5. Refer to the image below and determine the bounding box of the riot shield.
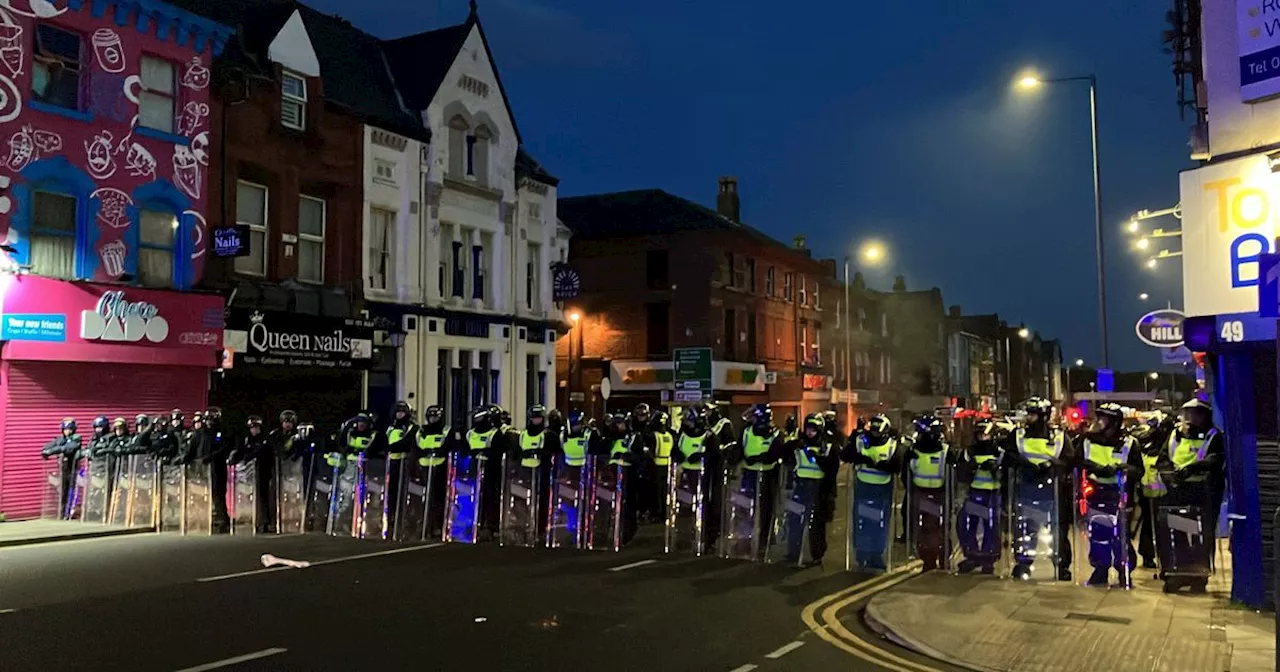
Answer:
[765,470,823,566]
[109,455,135,526]
[229,461,258,536]
[276,457,307,535]
[129,455,159,529]
[358,457,390,540]
[665,463,708,556]
[720,466,777,561]
[586,461,624,552]
[82,457,113,524]
[953,463,1005,575]
[182,463,213,535]
[1073,470,1132,588]
[306,457,339,534]
[330,455,361,538]
[1007,467,1062,581]
[40,462,64,520]
[1157,503,1211,593]
[158,463,184,532]
[444,453,486,544]
[395,460,438,542]
[66,458,88,520]
[546,455,590,549]
[499,454,543,548]
[907,477,952,572]
[846,470,903,573]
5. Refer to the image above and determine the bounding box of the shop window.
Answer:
[30,190,76,279]
[138,209,177,288]
[138,56,176,133]
[526,242,541,311]
[234,181,268,276]
[368,207,395,291]
[297,195,325,284]
[646,249,668,290]
[281,71,307,131]
[32,25,81,111]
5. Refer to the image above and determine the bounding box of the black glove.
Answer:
[1092,465,1116,478]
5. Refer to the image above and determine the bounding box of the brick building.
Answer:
[881,277,949,413]
[557,178,832,422]
[820,270,899,428]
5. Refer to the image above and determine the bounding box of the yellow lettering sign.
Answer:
[1205,176,1270,232]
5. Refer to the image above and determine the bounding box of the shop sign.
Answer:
[551,263,581,301]
[1239,2,1280,102]
[1134,309,1186,348]
[1179,155,1278,316]
[802,374,830,391]
[82,290,168,343]
[0,313,66,342]
[211,225,251,258]
[225,309,375,368]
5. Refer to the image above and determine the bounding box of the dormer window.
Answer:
[281,71,307,130]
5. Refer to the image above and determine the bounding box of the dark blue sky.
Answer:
[309,0,1189,371]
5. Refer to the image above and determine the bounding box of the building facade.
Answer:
[881,279,948,413]
[0,0,233,518]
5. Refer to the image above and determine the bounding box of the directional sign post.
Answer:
[1259,253,1280,318]
[672,347,713,403]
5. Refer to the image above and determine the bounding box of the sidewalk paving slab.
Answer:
[865,571,1269,672]
[0,519,153,548]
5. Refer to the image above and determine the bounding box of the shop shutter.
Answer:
[0,362,208,520]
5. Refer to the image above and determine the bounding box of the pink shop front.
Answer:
[0,275,222,519]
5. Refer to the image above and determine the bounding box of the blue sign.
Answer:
[1161,345,1193,366]
[551,263,580,302]
[1215,311,1277,344]
[1096,368,1114,393]
[1259,253,1280,318]
[0,313,67,342]
[211,225,250,258]
[1134,309,1186,347]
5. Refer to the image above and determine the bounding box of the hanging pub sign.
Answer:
[211,225,251,258]
[1135,308,1186,348]
[551,262,581,301]
[223,309,376,368]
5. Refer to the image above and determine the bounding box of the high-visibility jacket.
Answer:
[417,428,449,468]
[967,451,999,490]
[742,430,778,472]
[910,446,947,488]
[856,436,897,485]
[467,429,497,460]
[1084,436,1131,485]
[1168,429,1217,484]
[386,423,415,460]
[1016,428,1064,466]
[677,433,708,470]
[519,430,545,468]
[653,431,674,466]
[609,438,632,467]
[562,431,589,468]
[1140,452,1166,497]
[794,443,826,480]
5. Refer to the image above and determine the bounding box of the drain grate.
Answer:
[1064,612,1132,625]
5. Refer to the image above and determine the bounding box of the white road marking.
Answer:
[729,665,758,672]
[764,641,805,659]
[196,543,444,582]
[173,647,287,671]
[607,559,658,572]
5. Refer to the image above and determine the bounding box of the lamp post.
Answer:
[568,312,581,411]
[1066,358,1084,403]
[1005,326,1031,407]
[1017,73,1108,368]
[842,241,887,426]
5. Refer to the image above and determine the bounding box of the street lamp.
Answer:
[1016,70,1108,368]
[1004,326,1032,408]
[1066,359,1084,402]
[843,241,889,423]
[568,312,582,410]
[859,240,887,265]
[1139,293,1149,301]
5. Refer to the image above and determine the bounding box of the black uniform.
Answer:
[776,415,840,564]
[383,405,419,529]
[185,413,232,532]
[413,408,465,538]
[230,425,272,532]
[40,427,82,518]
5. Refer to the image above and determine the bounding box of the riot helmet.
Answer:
[296,423,314,441]
[865,414,892,443]
[393,400,414,423]
[608,412,629,434]
[423,405,445,428]
[1095,402,1125,434]
[633,403,652,425]
[111,417,127,434]
[470,406,494,433]
[527,404,547,429]
[1019,397,1052,426]
[1180,398,1212,432]
[566,409,585,434]
[61,417,77,435]
[169,409,185,429]
[92,416,109,434]
[547,408,564,430]
[134,414,151,432]
[803,412,825,440]
[651,411,670,432]
[821,410,838,432]
[913,415,945,443]
[190,411,204,429]
[682,405,706,434]
[747,403,773,431]
[279,410,298,431]
[353,413,372,431]
[247,415,264,435]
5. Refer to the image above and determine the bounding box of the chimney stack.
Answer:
[793,234,806,250]
[717,176,740,221]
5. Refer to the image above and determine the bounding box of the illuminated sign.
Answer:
[1134,309,1186,348]
[1179,154,1278,317]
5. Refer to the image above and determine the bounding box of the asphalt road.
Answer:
[0,522,959,672]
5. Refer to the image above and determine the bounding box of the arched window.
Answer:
[448,114,469,177]
[473,124,492,186]
[9,155,96,280]
[130,179,193,289]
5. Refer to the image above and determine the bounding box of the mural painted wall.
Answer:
[0,0,230,289]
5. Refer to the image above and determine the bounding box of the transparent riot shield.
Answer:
[330,455,361,538]
[546,455,590,549]
[444,452,486,544]
[229,461,258,536]
[306,457,339,534]
[66,457,88,520]
[276,457,307,535]
[665,463,708,556]
[1157,503,1211,593]
[765,470,824,566]
[129,455,159,529]
[720,466,778,561]
[1073,470,1132,588]
[109,455,135,526]
[158,462,184,532]
[846,470,903,573]
[498,454,543,548]
[586,461,624,552]
[182,463,213,535]
[906,467,952,572]
[395,460,438,542]
[82,457,113,524]
[1007,466,1062,581]
[358,457,389,540]
[953,463,1005,576]
[40,461,64,520]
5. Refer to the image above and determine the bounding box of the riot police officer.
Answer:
[603,411,642,545]
[956,418,1007,574]
[1132,411,1174,571]
[412,404,463,539]
[727,403,781,559]
[508,404,556,543]
[1161,398,1224,593]
[905,415,950,571]
[127,415,153,455]
[842,414,901,571]
[1007,397,1074,581]
[1080,402,1140,586]
[40,418,82,518]
[650,411,675,522]
[384,401,419,527]
[778,412,839,565]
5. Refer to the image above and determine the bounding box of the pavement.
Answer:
[0,523,951,672]
[865,567,1276,672]
[0,519,152,548]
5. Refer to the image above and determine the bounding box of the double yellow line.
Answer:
[800,560,946,672]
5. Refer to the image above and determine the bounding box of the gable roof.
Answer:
[382,9,522,143]
[558,189,824,267]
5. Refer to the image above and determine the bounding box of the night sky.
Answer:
[305,0,1189,371]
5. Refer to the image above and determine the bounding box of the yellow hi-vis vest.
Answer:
[609,438,631,466]
[742,430,778,472]
[653,432,674,466]
[1168,429,1217,483]
[386,424,414,460]
[416,429,448,468]
[678,433,707,470]
[856,437,896,485]
[347,433,373,453]
[968,451,999,490]
[562,432,588,467]
[911,447,946,488]
[712,417,732,439]
[519,430,545,468]
[467,429,497,460]
[1016,428,1063,466]
[1084,436,1130,485]
[1140,452,1166,497]
[795,444,825,480]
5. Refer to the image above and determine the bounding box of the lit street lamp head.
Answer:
[859,241,886,265]
[1135,238,1150,251]
[1018,327,1030,339]
[569,312,580,323]
[1139,293,1149,301]
[1075,359,1085,367]
[1149,372,1159,380]
[1017,75,1042,90]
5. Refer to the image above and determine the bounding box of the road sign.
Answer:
[673,390,705,403]
[672,347,713,397]
[600,377,612,400]
[1096,368,1115,393]
[1259,253,1280,318]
